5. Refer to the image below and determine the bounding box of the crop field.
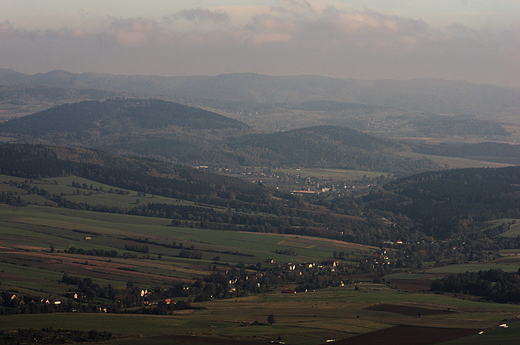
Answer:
[440,320,520,345]
[2,175,520,344]
[1,284,519,345]
[424,262,520,274]
[0,174,201,210]
[272,168,389,181]
[0,198,376,297]
[500,224,520,238]
[397,151,512,169]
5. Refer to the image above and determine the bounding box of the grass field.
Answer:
[0,174,202,210]
[500,223,520,238]
[0,202,376,295]
[424,263,520,274]
[440,320,520,345]
[272,168,389,181]
[2,174,520,344]
[1,285,519,345]
[397,152,512,169]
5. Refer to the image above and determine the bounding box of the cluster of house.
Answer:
[277,259,344,294]
[291,187,333,195]
[279,260,341,272]
[139,289,176,306]
[369,250,391,265]
[381,240,404,245]
[4,293,65,307]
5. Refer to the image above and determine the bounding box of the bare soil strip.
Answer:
[364,303,455,316]
[324,325,477,345]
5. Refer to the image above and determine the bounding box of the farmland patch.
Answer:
[327,325,478,345]
[364,303,456,316]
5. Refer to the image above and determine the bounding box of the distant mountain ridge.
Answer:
[1,69,518,118]
[0,84,121,104]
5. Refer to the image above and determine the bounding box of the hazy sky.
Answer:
[1,0,519,87]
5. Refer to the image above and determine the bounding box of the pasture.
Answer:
[272,168,389,181]
[0,201,376,295]
[2,174,520,344]
[397,151,512,169]
[1,285,519,344]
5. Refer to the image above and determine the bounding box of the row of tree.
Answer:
[431,269,520,303]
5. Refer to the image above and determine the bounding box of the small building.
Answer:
[65,292,80,299]
[280,263,296,271]
[322,260,340,267]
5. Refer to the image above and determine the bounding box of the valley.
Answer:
[0,70,519,344]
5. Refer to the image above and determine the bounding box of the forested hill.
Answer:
[228,126,439,174]
[0,144,267,204]
[0,98,249,136]
[0,98,438,174]
[361,166,520,238]
[3,143,520,246]
[0,143,383,244]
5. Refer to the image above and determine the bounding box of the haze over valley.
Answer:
[1,1,520,344]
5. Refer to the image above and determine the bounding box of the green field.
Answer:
[441,321,520,345]
[500,223,520,238]
[0,200,376,295]
[272,168,390,180]
[424,263,520,274]
[0,174,202,209]
[1,285,519,345]
[2,174,520,345]
[397,151,512,169]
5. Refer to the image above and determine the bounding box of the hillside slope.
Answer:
[0,100,438,174]
[0,98,248,135]
[228,126,438,174]
[0,143,381,244]
[0,143,267,204]
[361,166,520,238]
[0,98,251,161]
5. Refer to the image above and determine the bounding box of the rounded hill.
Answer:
[0,98,250,136]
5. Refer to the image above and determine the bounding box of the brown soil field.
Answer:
[324,325,477,345]
[391,278,433,292]
[137,335,266,345]
[1,250,196,283]
[0,272,40,282]
[364,303,455,316]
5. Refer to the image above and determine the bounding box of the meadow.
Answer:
[397,151,512,169]
[1,284,519,345]
[2,175,520,344]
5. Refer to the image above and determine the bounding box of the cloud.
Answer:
[0,2,518,86]
[105,18,166,46]
[230,3,431,52]
[0,21,17,36]
[166,8,230,23]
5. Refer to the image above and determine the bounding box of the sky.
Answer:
[0,0,519,87]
